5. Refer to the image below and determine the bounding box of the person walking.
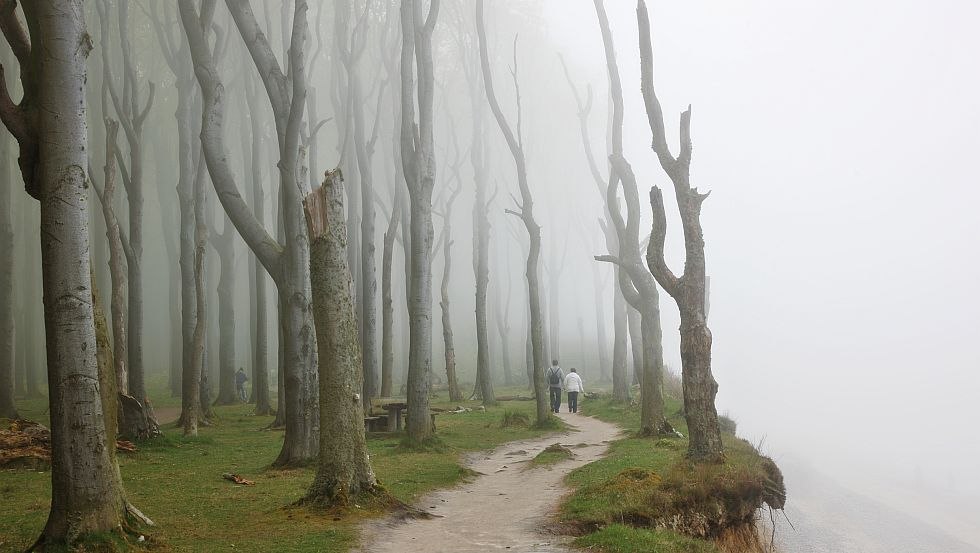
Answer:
[235,368,249,403]
[564,368,584,414]
[547,360,564,413]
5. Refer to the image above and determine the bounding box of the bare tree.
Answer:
[212,214,239,406]
[180,0,320,465]
[558,55,629,401]
[399,0,441,442]
[242,68,272,415]
[0,1,140,545]
[302,170,381,506]
[476,0,548,424]
[637,0,724,460]
[90,120,130,397]
[588,0,670,436]
[436,177,463,403]
[96,0,156,412]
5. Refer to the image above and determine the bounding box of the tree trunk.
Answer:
[612,280,629,402]
[0,113,16,419]
[213,221,238,406]
[469,99,495,406]
[400,0,440,443]
[438,191,463,403]
[590,261,611,382]
[476,0,547,424]
[302,171,380,505]
[380,193,400,398]
[627,305,642,386]
[0,3,131,544]
[242,71,271,414]
[638,0,724,461]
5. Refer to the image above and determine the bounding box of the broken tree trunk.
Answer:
[302,170,381,506]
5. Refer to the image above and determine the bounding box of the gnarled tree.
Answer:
[637,0,723,460]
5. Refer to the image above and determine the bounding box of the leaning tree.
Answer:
[637,0,724,460]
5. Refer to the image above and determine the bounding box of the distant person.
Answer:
[564,368,584,414]
[235,368,249,403]
[547,360,564,413]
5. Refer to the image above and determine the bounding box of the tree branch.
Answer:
[646,186,680,297]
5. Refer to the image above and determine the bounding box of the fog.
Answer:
[3,0,978,549]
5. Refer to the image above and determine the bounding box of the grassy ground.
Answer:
[561,393,779,553]
[0,385,558,552]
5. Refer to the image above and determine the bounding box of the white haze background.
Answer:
[541,0,980,546]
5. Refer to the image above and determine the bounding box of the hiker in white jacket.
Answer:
[564,369,585,413]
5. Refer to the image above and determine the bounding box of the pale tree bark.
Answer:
[638,0,724,461]
[459,32,496,405]
[147,0,200,409]
[302,170,381,505]
[558,54,627,400]
[242,70,272,415]
[0,87,15,419]
[180,0,319,465]
[591,0,668,436]
[476,0,548,424]
[492,240,514,387]
[90,120,129,397]
[400,0,440,442]
[212,215,238,406]
[0,1,138,546]
[436,179,463,403]
[96,0,155,412]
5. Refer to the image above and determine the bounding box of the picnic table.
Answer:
[381,402,408,432]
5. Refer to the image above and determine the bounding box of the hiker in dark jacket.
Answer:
[546,360,564,413]
[235,368,249,403]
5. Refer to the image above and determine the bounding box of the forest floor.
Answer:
[0,383,565,552]
[357,410,621,553]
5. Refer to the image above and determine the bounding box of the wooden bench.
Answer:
[364,415,387,433]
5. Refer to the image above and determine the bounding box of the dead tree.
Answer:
[302,170,381,506]
[0,1,144,546]
[591,0,669,436]
[180,0,320,465]
[558,55,628,401]
[399,0,440,442]
[476,0,548,424]
[638,0,724,460]
[96,0,156,412]
[436,176,464,403]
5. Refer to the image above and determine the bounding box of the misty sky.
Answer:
[539,0,980,536]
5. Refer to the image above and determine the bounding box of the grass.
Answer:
[528,443,575,468]
[560,391,783,553]
[0,385,563,552]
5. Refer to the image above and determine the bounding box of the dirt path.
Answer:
[357,411,622,553]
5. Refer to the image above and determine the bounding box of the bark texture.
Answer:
[0,2,131,545]
[476,0,548,424]
[212,218,238,405]
[400,0,440,442]
[303,171,380,506]
[637,0,723,460]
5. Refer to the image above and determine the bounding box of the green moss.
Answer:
[529,443,575,468]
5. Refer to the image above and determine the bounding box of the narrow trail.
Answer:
[357,410,622,553]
